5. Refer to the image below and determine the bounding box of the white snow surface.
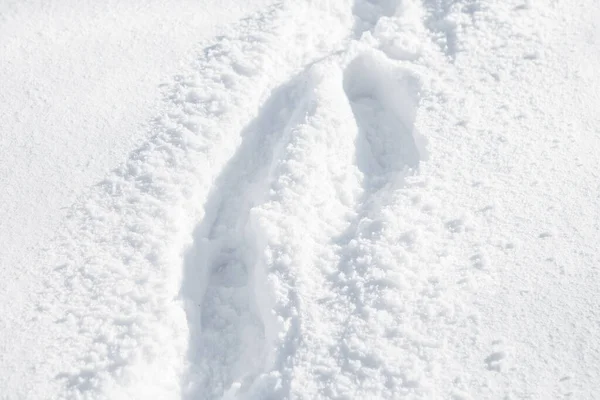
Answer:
[1,0,600,399]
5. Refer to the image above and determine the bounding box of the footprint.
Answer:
[180,74,315,399]
[343,51,427,189]
[484,350,506,372]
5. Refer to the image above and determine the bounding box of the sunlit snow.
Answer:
[1,0,599,399]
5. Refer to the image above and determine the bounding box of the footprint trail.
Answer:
[41,0,496,399]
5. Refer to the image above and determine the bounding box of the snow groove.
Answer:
[180,73,322,399]
[44,2,357,399]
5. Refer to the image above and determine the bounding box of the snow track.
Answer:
[45,2,356,398]
[29,0,600,399]
[180,70,335,398]
[38,0,472,398]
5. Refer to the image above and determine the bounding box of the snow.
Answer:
[1,0,600,399]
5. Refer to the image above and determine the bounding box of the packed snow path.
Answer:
[3,0,600,399]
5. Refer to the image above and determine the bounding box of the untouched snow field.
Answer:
[1,0,600,399]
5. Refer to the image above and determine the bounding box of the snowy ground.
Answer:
[1,0,600,399]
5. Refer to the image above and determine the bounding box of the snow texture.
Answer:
[1,0,600,399]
